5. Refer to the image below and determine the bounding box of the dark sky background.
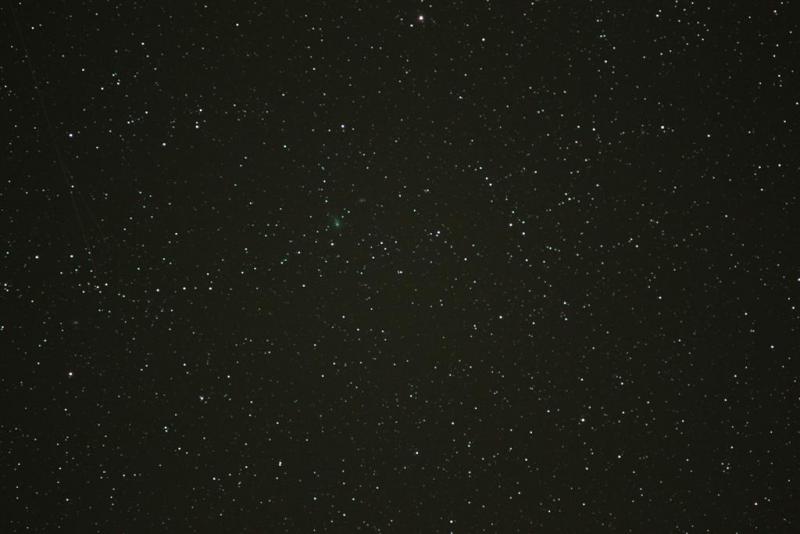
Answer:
[3,1,798,532]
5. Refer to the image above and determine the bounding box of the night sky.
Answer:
[4,1,799,532]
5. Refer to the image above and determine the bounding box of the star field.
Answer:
[3,1,799,532]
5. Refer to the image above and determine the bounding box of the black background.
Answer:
[3,1,798,532]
